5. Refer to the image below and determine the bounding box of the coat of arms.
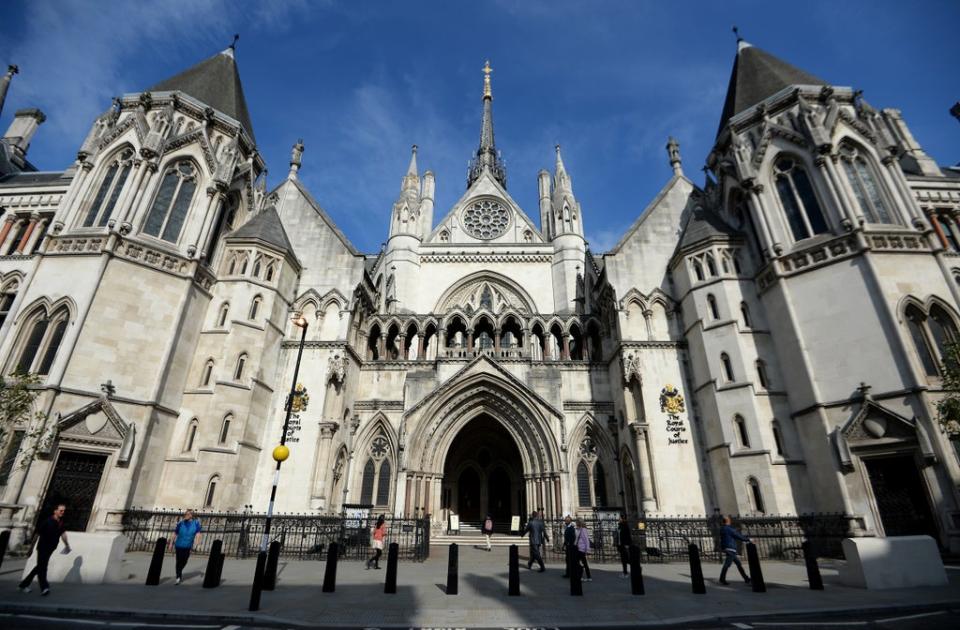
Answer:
[659,384,685,417]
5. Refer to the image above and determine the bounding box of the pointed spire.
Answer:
[666,137,683,176]
[0,65,19,120]
[467,60,507,189]
[288,138,304,180]
[554,144,573,193]
[407,144,418,176]
[401,144,420,193]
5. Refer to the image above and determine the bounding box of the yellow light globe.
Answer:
[272,445,290,462]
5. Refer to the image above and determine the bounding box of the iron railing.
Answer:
[121,509,431,561]
[537,513,850,564]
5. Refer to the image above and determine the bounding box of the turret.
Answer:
[548,145,586,314]
[538,169,552,238]
[383,145,428,313]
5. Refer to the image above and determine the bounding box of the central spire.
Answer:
[467,60,507,189]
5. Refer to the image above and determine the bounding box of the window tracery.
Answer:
[83,148,134,227]
[461,198,510,240]
[773,156,828,241]
[143,160,198,243]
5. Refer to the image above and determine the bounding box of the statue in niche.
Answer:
[480,286,493,310]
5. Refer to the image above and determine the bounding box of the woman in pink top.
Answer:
[366,514,387,570]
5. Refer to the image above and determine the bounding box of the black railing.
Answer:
[121,509,431,561]
[537,513,850,564]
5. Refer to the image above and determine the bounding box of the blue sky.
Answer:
[2,1,958,253]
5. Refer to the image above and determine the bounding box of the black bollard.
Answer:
[746,542,766,593]
[322,542,339,593]
[568,547,582,596]
[0,530,10,572]
[508,544,520,596]
[688,543,706,594]
[202,539,223,588]
[263,540,281,591]
[248,550,267,611]
[145,537,167,586]
[802,540,824,590]
[446,543,458,595]
[384,542,399,594]
[629,544,644,596]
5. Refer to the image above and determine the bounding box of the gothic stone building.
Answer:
[1,41,960,551]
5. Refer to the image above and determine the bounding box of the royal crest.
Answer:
[290,382,309,413]
[659,384,685,416]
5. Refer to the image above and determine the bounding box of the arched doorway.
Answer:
[443,414,524,530]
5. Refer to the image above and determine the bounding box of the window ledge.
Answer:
[730,448,770,458]
[216,380,251,391]
[717,380,752,392]
[183,388,214,395]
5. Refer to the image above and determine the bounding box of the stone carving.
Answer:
[327,352,346,384]
[622,352,641,383]
[659,384,685,416]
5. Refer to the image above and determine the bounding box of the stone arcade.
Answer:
[1,40,960,551]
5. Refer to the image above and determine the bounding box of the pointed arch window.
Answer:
[720,352,735,383]
[218,414,232,445]
[143,160,198,243]
[705,254,717,276]
[207,193,238,262]
[734,414,750,448]
[376,459,392,506]
[707,294,719,321]
[360,458,376,505]
[265,262,276,282]
[748,477,765,513]
[217,302,229,327]
[772,420,785,457]
[36,314,68,376]
[756,359,769,390]
[593,461,608,507]
[252,257,262,278]
[83,148,134,227]
[839,144,895,224]
[576,461,591,506]
[201,359,214,387]
[0,281,18,328]
[774,156,829,241]
[692,259,704,282]
[740,302,752,328]
[249,295,262,320]
[905,305,939,377]
[184,419,199,453]
[234,353,248,381]
[11,307,69,376]
[928,305,958,364]
[204,474,220,507]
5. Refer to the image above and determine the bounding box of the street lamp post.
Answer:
[249,311,309,611]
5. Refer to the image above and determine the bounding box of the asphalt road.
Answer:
[3,606,960,630]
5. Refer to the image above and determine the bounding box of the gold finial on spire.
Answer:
[483,60,493,99]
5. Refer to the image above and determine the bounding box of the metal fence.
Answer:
[538,513,850,564]
[121,509,431,561]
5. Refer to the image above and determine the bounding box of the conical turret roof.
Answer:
[226,206,294,254]
[717,41,825,136]
[149,47,255,142]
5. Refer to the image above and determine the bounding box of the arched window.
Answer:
[36,311,68,376]
[184,419,198,452]
[249,295,262,320]
[226,255,237,275]
[239,254,249,275]
[593,461,608,507]
[376,459,392,505]
[217,302,229,327]
[234,353,247,380]
[748,477,765,513]
[740,302,752,328]
[720,353,735,382]
[734,415,750,448]
[360,458,376,505]
[0,281,18,328]
[732,252,743,275]
[707,294,719,320]
[839,144,895,224]
[905,305,938,376]
[706,254,717,276]
[83,148,134,227]
[576,461,591,506]
[772,421,785,457]
[218,414,232,445]
[204,474,220,507]
[252,257,262,278]
[774,156,828,241]
[928,305,958,364]
[207,193,238,262]
[756,359,769,389]
[143,160,198,243]
[201,359,214,387]
[265,262,276,282]
[692,259,704,282]
[12,308,69,376]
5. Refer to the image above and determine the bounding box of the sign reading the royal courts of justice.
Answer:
[659,384,689,445]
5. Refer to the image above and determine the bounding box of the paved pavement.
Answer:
[0,545,959,628]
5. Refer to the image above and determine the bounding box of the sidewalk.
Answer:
[1,546,959,627]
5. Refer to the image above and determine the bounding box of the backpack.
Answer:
[484,518,493,532]
[578,528,591,552]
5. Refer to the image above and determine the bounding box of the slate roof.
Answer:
[226,206,294,254]
[149,49,255,142]
[677,207,740,250]
[0,170,70,187]
[717,41,825,136]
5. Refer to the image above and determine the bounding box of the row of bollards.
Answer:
[138,535,824,606]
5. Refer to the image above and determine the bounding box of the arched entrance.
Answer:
[443,414,524,530]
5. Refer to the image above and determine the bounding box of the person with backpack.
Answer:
[170,509,201,585]
[575,517,592,582]
[481,514,494,551]
[366,514,387,569]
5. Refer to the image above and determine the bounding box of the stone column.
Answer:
[398,333,407,360]
[466,329,474,352]
[553,476,562,516]
[14,215,37,253]
[378,333,386,360]
[562,334,570,360]
[312,422,339,501]
[404,476,414,516]
[630,423,656,511]
[0,215,16,252]
[494,328,501,353]
[24,216,48,254]
[416,333,424,360]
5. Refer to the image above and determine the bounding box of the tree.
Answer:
[935,341,960,438]
[0,372,49,476]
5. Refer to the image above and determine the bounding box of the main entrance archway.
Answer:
[443,414,524,529]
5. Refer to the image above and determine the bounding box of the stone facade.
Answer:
[1,42,960,551]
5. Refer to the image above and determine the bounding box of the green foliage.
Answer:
[0,372,49,470]
[936,341,960,436]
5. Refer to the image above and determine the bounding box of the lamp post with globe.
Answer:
[249,310,309,611]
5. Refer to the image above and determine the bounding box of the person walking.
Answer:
[170,509,202,585]
[19,503,71,596]
[718,516,752,585]
[574,517,592,582]
[366,515,387,569]
[520,510,548,572]
[617,513,632,578]
[481,514,494,551]
[560,513,576,578]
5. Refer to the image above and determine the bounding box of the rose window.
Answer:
[370,435,389,459]
[462,199,510,240]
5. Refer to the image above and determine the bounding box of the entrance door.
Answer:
[40,451,107,531]
[457,468,481,522]
[864,455,938,539]
[488,467,512,526]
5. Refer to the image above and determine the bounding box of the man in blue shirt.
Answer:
[718,516,751,585]
[170,509,201,585]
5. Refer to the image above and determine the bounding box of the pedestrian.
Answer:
[19,503,71,596]
[574,517,592,582]
[560,513,576,578]
[617,513,632,578]
[170,509,202,585]
[366,514,387,569]
[718,516,752,585]
[481,514,494,551]
[520,510,548,572]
